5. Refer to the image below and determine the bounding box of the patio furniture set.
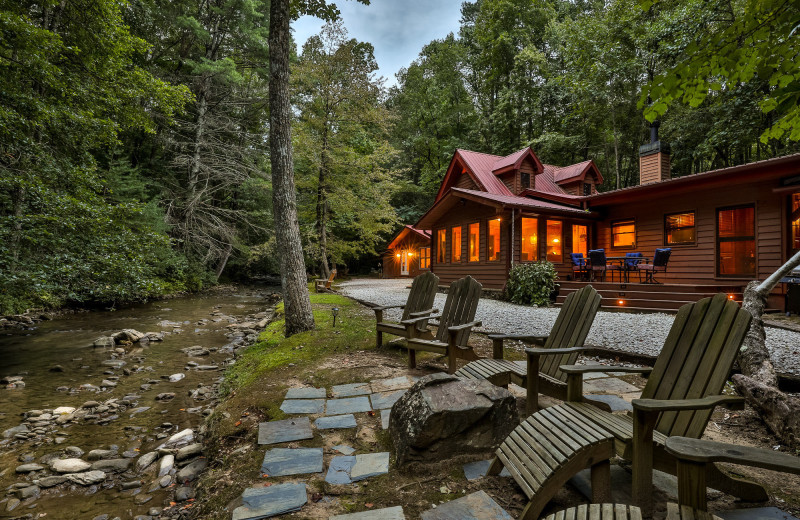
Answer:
[365,272,800,519]
[571,248,672,284]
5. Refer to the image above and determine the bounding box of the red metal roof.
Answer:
[553,160,593,183]
[386,225,431,251]
[456,149,514,196]
[451,188,590,214]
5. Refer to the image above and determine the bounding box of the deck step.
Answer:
[556,281,745,312]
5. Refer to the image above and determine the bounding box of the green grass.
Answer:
[220,287,375,395]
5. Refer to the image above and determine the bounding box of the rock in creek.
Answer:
[93,336,115,348]
[176,443,203,461]
[37,476,68,488]
[176,458,206,482]
[136,452,159,473]
[389,373,517,466]
[168,373,185,382]
[87,449,116,461]
[161,428,194,449]
[158,454,174,477]
[51,458,92,473]
[91,458,131,473]
[66,470,106,485]
[15,463,44,473]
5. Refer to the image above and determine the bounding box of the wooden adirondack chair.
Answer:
[488,293,763,519]
[370,271,439,347]
[455,285,602,414]
[403,275,482,374]
[315,268,337,292]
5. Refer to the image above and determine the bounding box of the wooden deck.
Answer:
[556,280,745,312]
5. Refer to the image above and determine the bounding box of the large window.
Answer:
[420,247,430,269]
[665,212,696,245]
[488,219,501,261]
[437,229,446,263]
[611,219,636,248]
[468,223,480,262]
[451,226,462,262]
[717,205,755,276]
[520,172,531,190]
[546,220,563,263]
[521,217,538,261]
[572,224,588,257]
[792,194,800,254]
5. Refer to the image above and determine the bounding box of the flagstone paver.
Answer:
[583,377,640,394]
[380,409,391,430]
[420,490,512,520]
[325,456,356,485]
[231,483,307,520]
[332,445,355,455]
[585,393,633,412]
[258,417,313,445]
[717,507,800,520]
[331,382,372,398]
[260,448,323,477]
[285,387,326,399]
[280,398,325,414]
[350,452,390,481]
[326,396,371,415]
[369,390,405,410]
[370,376,414,392]
[462,460,510,481]
[315,414,357,430]
[330,506,406,519]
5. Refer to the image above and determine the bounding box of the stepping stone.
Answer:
[280,399,325,414]
[326,396,371,415]
[315,414,357,430]
[330,506,406,519]
[570,466,680,503]
[370,376,414,392]
[285,387,325,399]
[718,508,800,520]
[350,452,390,481]
[462,460,510,481]
[420,490,512,520]
[261,448,323,477]
[325,455,355,485]
[232,483,307,520]
[331,383,371,398]
[380,409,391,430]
[585,393,633,412]
[369,390,405,410]
[583,377,640,394]
[258,417,313,445]
[332,445,355,455]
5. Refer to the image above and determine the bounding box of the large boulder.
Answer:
[389,373,517,465]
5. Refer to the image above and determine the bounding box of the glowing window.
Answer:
[521,217,538,262]
[488,219,500,261]
[611,220,636,248]
[572,224,588,257]
[468,223,480,262]
[451,226,462,262]
[717,205,755,276]
[437,229,446,263]
[546,220,563,263]
[791,194,800,253]
[665,212,696,245]
[420,247,430,269]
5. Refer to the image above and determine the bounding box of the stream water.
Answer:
[0,286,276,519]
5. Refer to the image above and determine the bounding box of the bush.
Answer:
[505,261,559,306]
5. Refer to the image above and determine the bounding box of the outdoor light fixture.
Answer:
[396,253,400,258]
[553,238,560,243]
[408,252,413,257]
[728,294,734,300]
[332,307,339,327]
[618,300,625,305]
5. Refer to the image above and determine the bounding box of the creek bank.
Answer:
[0,288,279,520]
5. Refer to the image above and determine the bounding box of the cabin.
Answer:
[413,133,800,311]
[382,225,431,278]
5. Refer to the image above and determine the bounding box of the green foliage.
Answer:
[505,261,559,306]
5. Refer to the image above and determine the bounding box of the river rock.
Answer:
[67,470,106,485]
[146,332,164,341]
[1,375,24,384]
[183,346,210,357]
[100,379,117,388]
[15,463,44,473]
[389,373,517,465]
[16,485,39,499]
[158,454,174,477]
[3,425,28,438]
[6,498,20,512]
[176,443,203,461]
[136,452,159,473]
[87,449,116,461]
[91,458,131,473]
[175,486,195,501]
[65,446,85,457]
[37,475,68,488]
[93,336,115,348]
[176,458,206,482]
[51,458,91,473]
[113,329,146,343]
[53,406,76,415]
[155,393,175,401]
[168,373,185,382]
[162,428,194,449]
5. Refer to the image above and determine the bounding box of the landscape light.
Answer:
[332,307,339,327]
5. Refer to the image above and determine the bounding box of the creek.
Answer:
[0,286,276,520]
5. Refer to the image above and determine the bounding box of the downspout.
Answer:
[510,208,515,266]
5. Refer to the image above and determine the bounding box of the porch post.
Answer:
[511,209,515,267]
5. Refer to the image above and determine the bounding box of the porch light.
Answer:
[553,238,560,243]
[396,253,401,258]
[618,300,625,305]
[728,294,734,300]
[408,252,413,257]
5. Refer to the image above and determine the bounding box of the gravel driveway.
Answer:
[338,278,800,376]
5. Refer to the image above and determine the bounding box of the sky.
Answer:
[292,0,464,87]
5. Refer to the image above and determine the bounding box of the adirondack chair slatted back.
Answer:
[539,285,602,383]
[401,272,439,321]
[642,293,752,438]
[434,276,482,346]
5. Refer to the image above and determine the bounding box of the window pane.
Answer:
[717,206,755,276]
[420,247,430,269]
[437,229,446,263]
[793,194,800,253]
[572,225,588,257]
[520,172,530,189]
[612,220,636,248]
[488,219,500,261]
[469,223,480,262]
[665,212,696,245]
[546,220,562,263]
[521,217,538,262]
[451,227,462,262]
[719,240,756,276]
[718,207,754,237]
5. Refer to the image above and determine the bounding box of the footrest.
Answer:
[543,504,642,520]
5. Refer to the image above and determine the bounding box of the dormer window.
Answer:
[583,183,591,196]
[520,172,530,190]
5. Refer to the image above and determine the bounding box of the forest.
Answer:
[1,0,797,313]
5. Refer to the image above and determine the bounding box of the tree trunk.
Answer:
[732,374,800,449]
[317,122,330,278]
[738,281,778,387]
[269,0,314,336]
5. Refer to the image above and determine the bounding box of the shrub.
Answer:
[505,261,559,306]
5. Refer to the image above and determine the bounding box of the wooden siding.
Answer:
[455,172,478,190]
[640,152,670,184]
[382,233,431,279]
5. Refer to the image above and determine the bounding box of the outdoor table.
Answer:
[590,256,649,283]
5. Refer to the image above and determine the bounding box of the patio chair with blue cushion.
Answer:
[623,252,643,283]
[570,253,588,281]
[588,249,620,282]
[638,248,671,283]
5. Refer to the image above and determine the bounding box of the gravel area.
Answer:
[339,278,800,377]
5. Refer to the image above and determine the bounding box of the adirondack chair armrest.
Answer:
[401,314,442,325]
[448,320,482,333]
[664,436,800,474]
[408,308,438,318]
[559,364,653,375]
[526,346,591,356]
[632,395,745,413]
[487,333,547,345]
[372,304,405,312]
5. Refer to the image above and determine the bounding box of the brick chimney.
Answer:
[639,121,670,185]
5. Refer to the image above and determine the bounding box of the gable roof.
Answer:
[386,225,431,250]
[491,146,544,175]
[552,160,604,185]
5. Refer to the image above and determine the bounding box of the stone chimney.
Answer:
[639,121,671,185]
